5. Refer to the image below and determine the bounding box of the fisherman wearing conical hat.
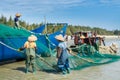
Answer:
[78,35,85,45]
[14,13,21,29]
[55,34,71,74]
[18,35,37,74]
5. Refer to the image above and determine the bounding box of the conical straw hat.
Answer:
[96,35,101,37]
[55,34,64,41]
[80,35,85,39]
[15,13,21,17]
[30,35,37,41]
[28,35,37,41]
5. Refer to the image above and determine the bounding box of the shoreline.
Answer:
[100,35,119,39]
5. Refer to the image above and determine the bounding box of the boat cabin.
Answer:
[74,31,105,47]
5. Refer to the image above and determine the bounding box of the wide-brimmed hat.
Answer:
[15,13,21,17]
[80,35,85,39]
[28,35,37,41]
[55,34,64,41]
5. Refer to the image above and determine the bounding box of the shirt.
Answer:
[24,41,36,48]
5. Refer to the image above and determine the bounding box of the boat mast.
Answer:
[44,16,47,34]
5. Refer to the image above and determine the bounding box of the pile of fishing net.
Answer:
[68,44,120,70]
[35,44,120,71]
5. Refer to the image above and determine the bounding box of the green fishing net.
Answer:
[0,23,120,71]
[69,44,120,70]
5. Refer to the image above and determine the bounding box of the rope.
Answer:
[0,41,18,51]
[36,54,58,71]
[71,50,107,64]
[45,35,56,47]
[70,52,96,63]
[18,27,42,35]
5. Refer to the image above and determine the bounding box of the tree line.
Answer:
[0,15,120,35]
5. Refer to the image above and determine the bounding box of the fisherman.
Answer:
[18,35,37,74]
[55,34,71,74]
[14,13,21,29]
[92,31,100,51]
[78,35,85,45]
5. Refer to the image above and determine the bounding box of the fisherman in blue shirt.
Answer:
[55,34,71,74]
[14,13,21,29]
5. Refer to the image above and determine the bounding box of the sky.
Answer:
[0,0,120,30]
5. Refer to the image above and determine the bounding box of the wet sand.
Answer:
[0,60,120,80]
[0,39,120,80]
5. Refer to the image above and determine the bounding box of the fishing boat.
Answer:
[72,31,118,54]
[31,24,45,34]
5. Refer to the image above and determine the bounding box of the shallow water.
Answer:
[79,60,120,80]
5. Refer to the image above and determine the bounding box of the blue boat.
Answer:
[31,24,45,34]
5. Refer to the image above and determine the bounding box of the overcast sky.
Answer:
[0,0,120,30]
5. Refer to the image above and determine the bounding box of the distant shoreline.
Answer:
[101,35,119,39]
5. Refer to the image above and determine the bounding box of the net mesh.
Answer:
[69,44,120,70]
[0,24,120,71]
